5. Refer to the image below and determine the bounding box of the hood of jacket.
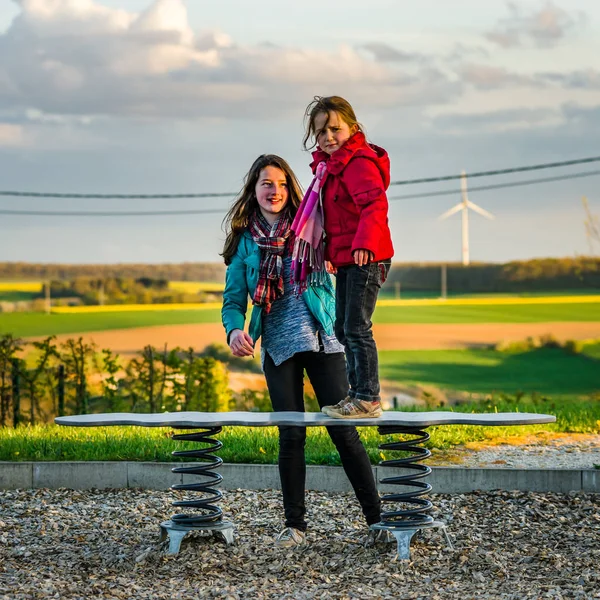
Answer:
[310,131,390,189]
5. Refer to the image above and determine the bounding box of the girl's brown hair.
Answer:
[302,95,363,150]
[221,154,304,265]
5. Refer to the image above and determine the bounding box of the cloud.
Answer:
[359,43,421,63]
[459,63,535,90]
[486,2,585,49]
[432,106,564,134]
[536,69,600,90]
[0,0,459,122]
[0,123,26,146]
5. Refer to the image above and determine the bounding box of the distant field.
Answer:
[0,281,43,301]
[378,288,600,299]
[0,309,223,338]
[169,281,225,293]
[0,302,600,337]
[373,301,600,323]
[378,346,600,395]
[0,281,43,292]
[0,291,38,302]
[51,302,222,314]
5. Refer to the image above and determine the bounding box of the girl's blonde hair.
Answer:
[221,154,303,265]
[302,95,363,150]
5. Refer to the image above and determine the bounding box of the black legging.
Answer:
[263,350,381,532]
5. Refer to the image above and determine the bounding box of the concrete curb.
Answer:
[1,462,598,493]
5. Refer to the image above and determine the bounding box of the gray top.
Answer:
[55,410,556,428]
[261,257,343,367]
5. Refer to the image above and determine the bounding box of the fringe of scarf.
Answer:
[291,161,328,293]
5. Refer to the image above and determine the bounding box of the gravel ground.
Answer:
[1,488,599,599]
[429,434,600,470]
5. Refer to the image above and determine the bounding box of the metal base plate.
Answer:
[159,520,235,555]
[370,520,453,560]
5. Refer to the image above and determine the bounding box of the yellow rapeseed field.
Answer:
[0,281,43,292]
[51,302,223,314]
[48,294,600,314]
[168,281,225,293]
[377,295,600,307]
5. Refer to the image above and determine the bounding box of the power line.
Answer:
[2,169,599,217]
[0,191,235,199]
[1,155,599,199]
[389,155,600,186]
[0,208,226,217]
[389,169,600,201]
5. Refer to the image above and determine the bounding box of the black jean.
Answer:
[263,350,381,532]
[335,261,391,401]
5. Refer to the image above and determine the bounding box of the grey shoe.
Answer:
[364,527,395,547]
[325,398,382,419]
[275,527,306,548]
[321,397,350,416]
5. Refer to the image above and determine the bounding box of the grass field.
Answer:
[0,291,38,302]
[0,281,43,302]
[378,288,600,299]
[1,298,598,338]
[0,309,223,338]
[378,346,600,395]
[1,393,597,464]
[373,301,600,323]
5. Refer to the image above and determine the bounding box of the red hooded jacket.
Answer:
[310,131,394,268]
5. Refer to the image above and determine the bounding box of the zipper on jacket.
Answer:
[311,286,335,325]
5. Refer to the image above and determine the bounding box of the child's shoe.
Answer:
[324,398,382,419]
[275,527,306,547]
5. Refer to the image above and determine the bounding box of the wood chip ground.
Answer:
[1,488,599,599]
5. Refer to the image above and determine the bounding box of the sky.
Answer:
[1,0,600,265]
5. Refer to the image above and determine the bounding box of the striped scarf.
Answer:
[291,161,328,293]
[249,211,292,313]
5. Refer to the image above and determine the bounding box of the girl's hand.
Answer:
[229,329,255,357]
[352,249,374,266]
[325,261,337,274]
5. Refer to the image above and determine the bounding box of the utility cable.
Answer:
[1,155,599,199]
[389,155,600,186]
[2,169,599,217]
[388,169,600,201]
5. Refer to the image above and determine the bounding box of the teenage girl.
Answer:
[292,96,394,419]
[221,154,383,546]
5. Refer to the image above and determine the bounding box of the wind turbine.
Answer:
[438,170,495,266]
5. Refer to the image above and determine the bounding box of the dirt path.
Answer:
[36,321,600,356]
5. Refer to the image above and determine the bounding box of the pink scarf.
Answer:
[291,161,328,293]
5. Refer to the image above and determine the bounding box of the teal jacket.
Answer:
[221,230,337,343]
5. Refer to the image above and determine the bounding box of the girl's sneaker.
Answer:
[324,398,382,419]
[275,527,306,547]
[364,527,396,547]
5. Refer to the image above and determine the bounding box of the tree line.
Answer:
[385,257,600,292]
[2,256,599,293]
[0,262,226,282]
[41,277,209,305]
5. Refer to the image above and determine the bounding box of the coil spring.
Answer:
[169,426,224,527]
[378,425,434,528]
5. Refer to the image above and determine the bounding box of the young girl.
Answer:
[292,96,394,419]
[221,154,383,547]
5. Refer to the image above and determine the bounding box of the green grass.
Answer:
[0,291,38,302]
[582,342,600,361]
[1,394,597,464]
[1,301,598,338]
[0,309,223,338]
[378,288,600,300]
[379,347,600,395]
[373,302,600,323]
